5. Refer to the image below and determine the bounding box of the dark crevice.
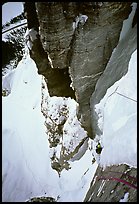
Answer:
[132,8,137,28]
[24,2,76,99]
[66,32,76,69]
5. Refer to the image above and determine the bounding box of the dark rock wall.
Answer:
[35,2,132,136]
[36,2,75,69]
[84,164,137,202]
[24,2,75,98]
[68,2,132,137]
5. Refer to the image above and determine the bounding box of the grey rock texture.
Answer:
[84,11,137,203]
[84,164,137,202]
[23,3,137,202]
[35,2,132,136]
[24,2,75,99]
[90,24,137,138]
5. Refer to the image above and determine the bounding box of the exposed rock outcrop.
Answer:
[24,2,75,98]
[84,164,137,202]
[90,23,137,138]
[25,2,132,137]
[26,196,56,202]
[84,6,137,202]
[67,2,132,137]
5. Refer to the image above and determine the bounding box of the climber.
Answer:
[96,142,102,154]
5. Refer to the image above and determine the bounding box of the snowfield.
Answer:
[2,52,98,202]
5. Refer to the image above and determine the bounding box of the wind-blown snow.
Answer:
[2,50,97,202]
[94,49,137,168]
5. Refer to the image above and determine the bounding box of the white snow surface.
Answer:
[2,51,98,202]
[94,49,137,169]
[24,28,38,50]
[72,14,88,31]
[119,192,129,202]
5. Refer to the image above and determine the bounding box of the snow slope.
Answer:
[92,2,137,169]
[94,50,137,168]
[2,50,97,202]
[2,55,60,201]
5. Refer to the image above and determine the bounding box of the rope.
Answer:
[115,92,137,102]
[97,176,137,189]
[2,22,27,34]
[108,170,137,181]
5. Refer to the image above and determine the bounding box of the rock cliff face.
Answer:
[84,164,137,202]
[85,6,137,202]
[90,23,137,138]
[28,2,131,137]
[24,2,137,202]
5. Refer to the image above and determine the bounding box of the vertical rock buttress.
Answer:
[25,2,132,138]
